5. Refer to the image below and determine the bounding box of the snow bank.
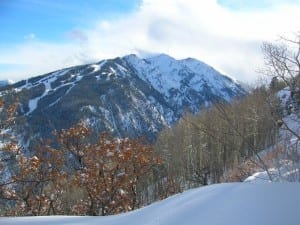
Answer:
[244,167,300,183]
[1,182,300,225]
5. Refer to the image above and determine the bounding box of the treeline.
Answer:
[154,86,281,188]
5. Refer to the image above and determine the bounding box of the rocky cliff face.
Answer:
[3,54,246,141]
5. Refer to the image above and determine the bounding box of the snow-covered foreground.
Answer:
[1,182,300,225]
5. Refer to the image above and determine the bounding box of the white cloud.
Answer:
[23,33,36,40]
[1,0,300,83]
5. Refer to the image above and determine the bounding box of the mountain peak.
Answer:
[146,53,175,61]
[123,53,139,59]
[1,53,246,142]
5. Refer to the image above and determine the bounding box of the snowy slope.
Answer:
[1,183,300,225]
[244,87,300,183]
[124,54,244,102]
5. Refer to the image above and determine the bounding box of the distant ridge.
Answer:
[1,54,246,142]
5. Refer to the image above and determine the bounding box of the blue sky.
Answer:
[1,0,300,83]
[218,0,300,10]
[0,0,141,46]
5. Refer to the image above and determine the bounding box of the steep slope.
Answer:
[3,54,246,141]
[244,87,300,183]
[1,183,300,225]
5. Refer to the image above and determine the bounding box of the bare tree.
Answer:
[0,97,20,203]
[262,32,300,181]
[262,32,300,91]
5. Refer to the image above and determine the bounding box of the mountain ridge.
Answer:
[1,54,246,142]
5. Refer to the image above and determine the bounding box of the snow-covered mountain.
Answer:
[2,54,246,141]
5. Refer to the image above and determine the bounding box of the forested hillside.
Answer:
[153,34,300,189]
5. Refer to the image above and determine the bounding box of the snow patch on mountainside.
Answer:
[125,54,183,96]
[90,60,106,73]
[26,72,60,115]
[124,54,244,102]
[23,68,92,113]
